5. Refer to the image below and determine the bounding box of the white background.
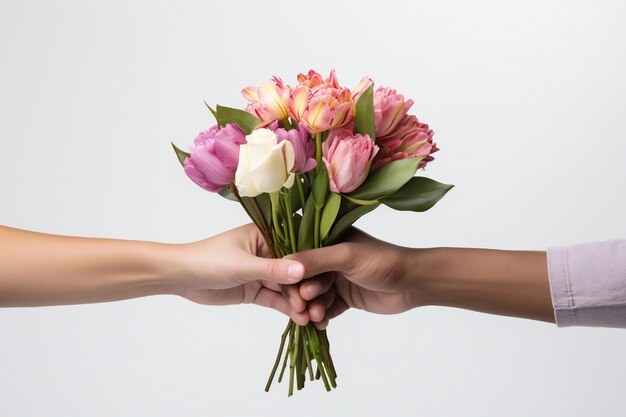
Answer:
[1,0,625,416]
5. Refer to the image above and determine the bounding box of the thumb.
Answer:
[239,256,305,285]
[284,243,353,279]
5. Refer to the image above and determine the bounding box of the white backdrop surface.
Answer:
[1,1,625,416]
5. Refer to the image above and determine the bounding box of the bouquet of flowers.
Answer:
[172,69,452,396]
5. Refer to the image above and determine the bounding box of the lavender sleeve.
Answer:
[547,240,626,328]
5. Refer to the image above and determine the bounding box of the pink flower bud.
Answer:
[296,69,340,89]
[372,115,438,171]
[322,128,379,193]
[183,124,246,192]
[352,76,374,101]
[288,69,354,134]
[374,86,414,139]
[306,87,353,133]
[242,76,291,125]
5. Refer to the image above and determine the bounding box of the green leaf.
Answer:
[292,212,302,238]
[215,104,261,134]
[324,203,380,245]
[204,101,218,121]
[255,193,272,227]
[288,185,303,213]
[320,192,341,240]
[348,157,422,201]
[311,166,329,209]
[239,197,267,235]
[171,142,190,167]
[218,187,238,202]
[342,195,379,206]
[354,85,376,140]
[381,177,453,212]
[297,195,316,251]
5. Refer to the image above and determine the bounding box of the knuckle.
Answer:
[341,242,356,258]
[341,243,359,268]
[265,259,280,280]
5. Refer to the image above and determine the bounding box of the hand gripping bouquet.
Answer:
[172,69,453,396]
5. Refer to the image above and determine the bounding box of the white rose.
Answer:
[235,128,296,197]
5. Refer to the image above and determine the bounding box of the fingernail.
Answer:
[287,263,304,280]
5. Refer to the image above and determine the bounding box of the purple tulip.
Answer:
[269,122,317,174]
[183,123,246,192]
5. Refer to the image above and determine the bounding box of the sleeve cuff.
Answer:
[547,240,626,328]
[546,245,575,327]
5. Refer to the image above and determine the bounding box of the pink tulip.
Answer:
[287,84,308,122]
[288,69,354,133]
[296,69,340,89]
[269,122,317,173]
[242,76,290,125]
[374,86,414,139]
[351,76,374,101]
[183,123,246,192]
[372,115,438,171]
[304,87,353,133]
[322,128,379,193]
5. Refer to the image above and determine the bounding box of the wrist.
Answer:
[143,242,190,297]
[160,237,225,296]
[402,247,442,309]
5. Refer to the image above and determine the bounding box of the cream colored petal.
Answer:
[283,172,295,189]
[234,144,260,197]
[247,129,277,164]
[246,128,277,146]
[250,145,289,194]
[281,140,295,173]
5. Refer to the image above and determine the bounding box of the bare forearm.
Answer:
[411,248,554,323]
[0,226,180,307]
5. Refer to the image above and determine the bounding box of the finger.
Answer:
[260,280,281,292]
[281,283,307,314]
[240,256,305,285]
[299,272,335,301]
[313,296,349,329]
[307,287,337,323]
[250,288,313,327]
[251,287,291,316]
[284,243,353,279]
[289,308,310,326]
[326,296,349,320]
[313,318,329,330]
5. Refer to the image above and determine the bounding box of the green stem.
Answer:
[318,329,336,387]
[303,331,314,381]
[289,324,301,397]
[296,327,305,390]
[295,174,306,210]
[306,325,331,392]
[269,192,285,242]
[279,118,292,130]
[322,330,337,380]
[283,193,297,253]
[314,207,321,249]
[312,134,324,249]
[315,132,322,169]
[250,196,271,236]
[231,185,277,258]
[278,322,294,383]
[264,320,292,392]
